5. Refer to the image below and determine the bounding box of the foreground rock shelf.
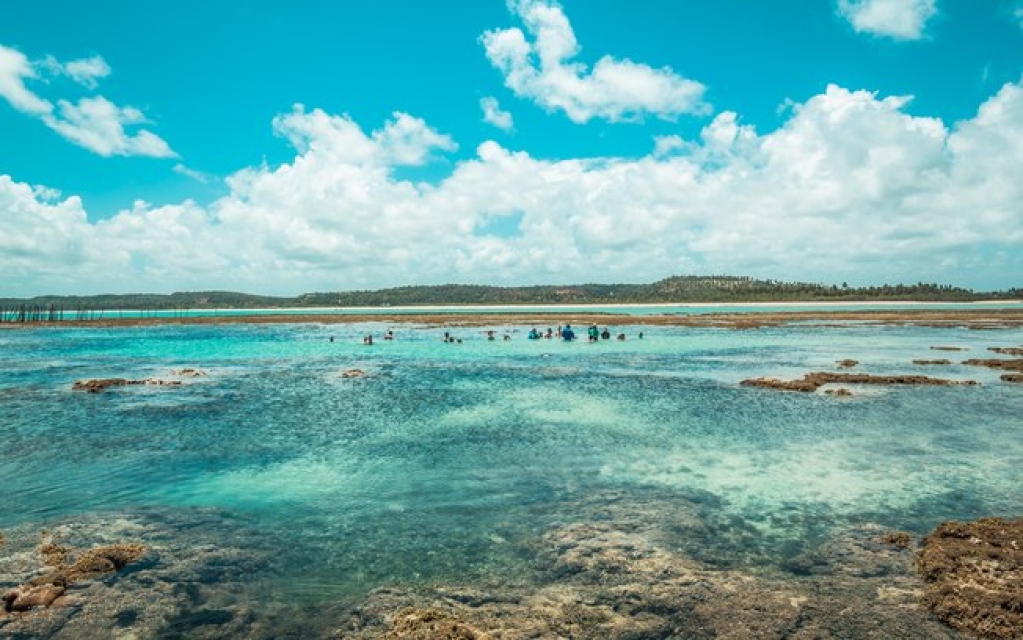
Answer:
[917,517,1023,639]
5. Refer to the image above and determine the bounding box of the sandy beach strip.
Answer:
[5,307,1023,329]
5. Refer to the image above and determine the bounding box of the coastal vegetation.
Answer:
[1,276,1019,322]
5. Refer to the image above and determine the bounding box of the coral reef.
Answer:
[741,371,976,393]
[72,378,182,392]
[916,517,1023,639]
[2,535,145,617]
[988,347,1023,356]
[336,519,960,639]
[962,358,1023,372]
[879,531,914,550]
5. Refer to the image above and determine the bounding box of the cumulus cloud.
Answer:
[837,0,938,40]
[42,97,176,158]
[40,54,111,89]
[0,45,53,114]
[480,96,514,131]
[4,80,1023,295]
[0,42,175,157]
[481,0,708,123]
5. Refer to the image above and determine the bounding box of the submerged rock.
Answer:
[2,584,65,612]
[879,531,914,550]
[337,519,960,639]
[172,368,207,377]
[341,369,367,379]
[913,359,951,365]
[1002,374,1023,383]
[836,359,859,369]
[916,517,1023,639]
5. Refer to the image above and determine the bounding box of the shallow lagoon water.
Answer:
[1,320,1021,633]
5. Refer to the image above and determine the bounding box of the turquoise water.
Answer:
[1,320,1021,631]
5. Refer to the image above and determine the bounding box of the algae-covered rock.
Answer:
[741,371,977,393]
[916,517,1023,639]
[879,531,913,549]
[386,607,487,639]
[962,358,1023,372]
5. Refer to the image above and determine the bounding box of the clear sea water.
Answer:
[1,318,1021,627]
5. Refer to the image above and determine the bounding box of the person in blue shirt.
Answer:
[562,324,576,341]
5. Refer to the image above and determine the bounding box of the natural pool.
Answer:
[1,320,1020,637]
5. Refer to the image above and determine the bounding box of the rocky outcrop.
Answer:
[2,538,145,616]
[913,359,951,365]
[836,359,858,369]
[1002,374,1023,383]
[741,371,977,392]
[989,347,1023,356]
[916,517,1023,639]
[72,376,191,392]
[962,358,1023,372]
[931,345,967,351]
[340,369,366,379]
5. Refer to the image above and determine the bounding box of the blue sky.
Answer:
[1,0,1022,295]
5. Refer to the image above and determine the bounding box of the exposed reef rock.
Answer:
[914,359,951,365]
[741,371,977,393]
[916,517,1023,639]
[931,346,968,351]
[962,358,1023,372]
[2,535,146,617]
[836,359,859,369]
[341,369,367,379]
[1001,374,1023,383]
[72,377,187,392]
[988,347,1023,356]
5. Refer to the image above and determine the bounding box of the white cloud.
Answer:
[42,96,177,158]
[652,135,684,157]
[41,54,112,89]
[837,0,938,40]
[480,96,514,131]
[0,45,53,114]
[173,164,212,184]
[4,80,1023,295]
[481,0,708,123]
[0,43,174,158]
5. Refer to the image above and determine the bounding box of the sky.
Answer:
[1,0,1022,296]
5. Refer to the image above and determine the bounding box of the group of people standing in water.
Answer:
[354,325,642,344]
[527,324,636,342]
